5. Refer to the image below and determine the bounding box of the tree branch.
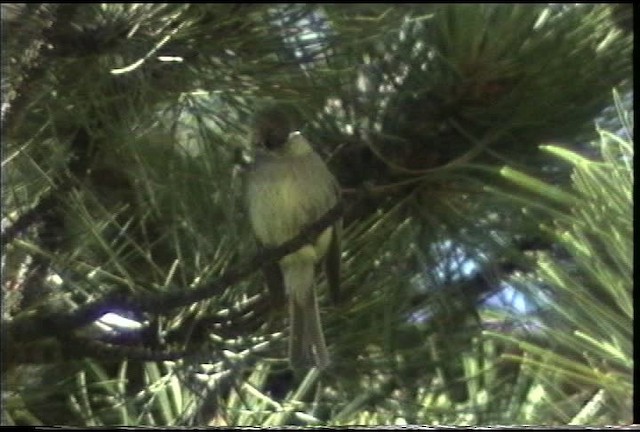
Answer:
[3,201,345,345]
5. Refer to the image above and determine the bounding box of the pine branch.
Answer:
[3,201,344,346]
[2,5,82,136]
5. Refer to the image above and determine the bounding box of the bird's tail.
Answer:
[285,262,330,370]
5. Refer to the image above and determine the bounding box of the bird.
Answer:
[244,106,341,370]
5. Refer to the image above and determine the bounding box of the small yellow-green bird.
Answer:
[245,106,341,370]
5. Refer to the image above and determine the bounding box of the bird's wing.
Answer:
[256,243,286,306]
[325,220,341,305]
[325,177,342,305]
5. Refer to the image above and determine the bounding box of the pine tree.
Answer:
[1,4,632,426]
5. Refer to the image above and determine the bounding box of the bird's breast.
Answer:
[246,154,337,253]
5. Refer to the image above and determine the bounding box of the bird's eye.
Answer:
[264,137,281,150]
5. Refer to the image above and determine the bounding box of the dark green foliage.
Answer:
[2,4,632,426]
